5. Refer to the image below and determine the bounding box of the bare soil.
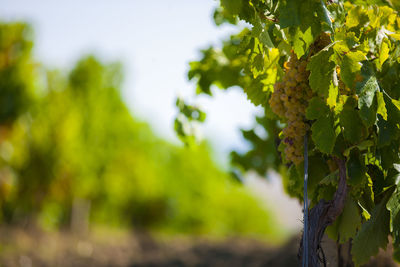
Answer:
[0,227,398,267]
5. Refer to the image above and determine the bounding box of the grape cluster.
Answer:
[269,53,313,164]
[269,34,332,165]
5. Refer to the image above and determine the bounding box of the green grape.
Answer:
[268,51,314,165]
[268,33,334,164]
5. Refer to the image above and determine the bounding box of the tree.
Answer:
[177,0,400,265]
[0,22,284,240]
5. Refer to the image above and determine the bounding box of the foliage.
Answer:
[0,23,33,125]
[0,22,284,240]
[178,0,400,264]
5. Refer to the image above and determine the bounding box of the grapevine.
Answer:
[179,0,400,266]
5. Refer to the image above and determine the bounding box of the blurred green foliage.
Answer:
[0,22,284,240]
[0,23,33,125]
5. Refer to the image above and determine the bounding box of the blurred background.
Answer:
[0,1,303,266]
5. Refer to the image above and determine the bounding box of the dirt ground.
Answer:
[0,227,398,267]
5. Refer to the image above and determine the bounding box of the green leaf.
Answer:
[377,115,397,147]
[368,164,387,196]
[339,97,365,144]
[345,5,369,29]
[343,140,374,158]
[277,0,301,28]
[346,148,367,187]
[378,143,400,170]
[319,170,338,185]
[357,75,379,127]
[252,16,274,49]
[333,30,359,54]
[392,98,400,115]
[379,40,390,69]
[332,132,346,158]
[311,114,336,154]
[291,26,314,58]
[253,53,264,73]
[327,82,338,108]
[359,201,371,221]
[244,76,268,106]
[340,51,366,89]
[306,97,329,120]
[278,0,319,30]
[387,187,400,262]
[307,48,335,97]
[376,91,387,120]
[377,94,400,147]
[352,187,394,266]
[308,155,330,196]
[327,195,361,244]
[387,187,400,230]
[259,30,274,48]
[334,94,348,114]
[286,164,304,198]
[316,0,333,32]
[220,0,243,16]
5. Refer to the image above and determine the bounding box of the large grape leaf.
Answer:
[346,148,367,187]
[332,133,347,158]
[244,76,268,106]
[306,97,329,120]
[377,115,398,147]
[377,95,400,147]
[278,0,326,57]
[333,30,359,54]
[310,113,336,154]
[357,75,379,127]
[306,94,337,154]
[378,39,390,69]
[277,0,300,28]
[291,26,314,58]
[252,16,274,49]
[345,5,369,29]
[340,51,366,89]
[286,164,304,198]
[339,97,365,144]
[376,91,387,120]
[378,142,400,170]
[279,0,327,59]
[319,170,338,185]
[308,155,330,197]
[389,97,400,122]
[307,48,335,97]
[252,53,265,76]
[327,82,338,108]
[352,187,395,266]
[278,0,331,30]
[305,94,341,154]
[327,195,361,244]
[343,140,374,158]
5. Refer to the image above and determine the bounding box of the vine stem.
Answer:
[300,157,348,266]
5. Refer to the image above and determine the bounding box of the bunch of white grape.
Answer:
[269,52,313,164]
[269,33,332,165]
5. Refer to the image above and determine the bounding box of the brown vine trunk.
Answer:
[299,158,348,267]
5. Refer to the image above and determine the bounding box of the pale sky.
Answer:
[0,0,262,166]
